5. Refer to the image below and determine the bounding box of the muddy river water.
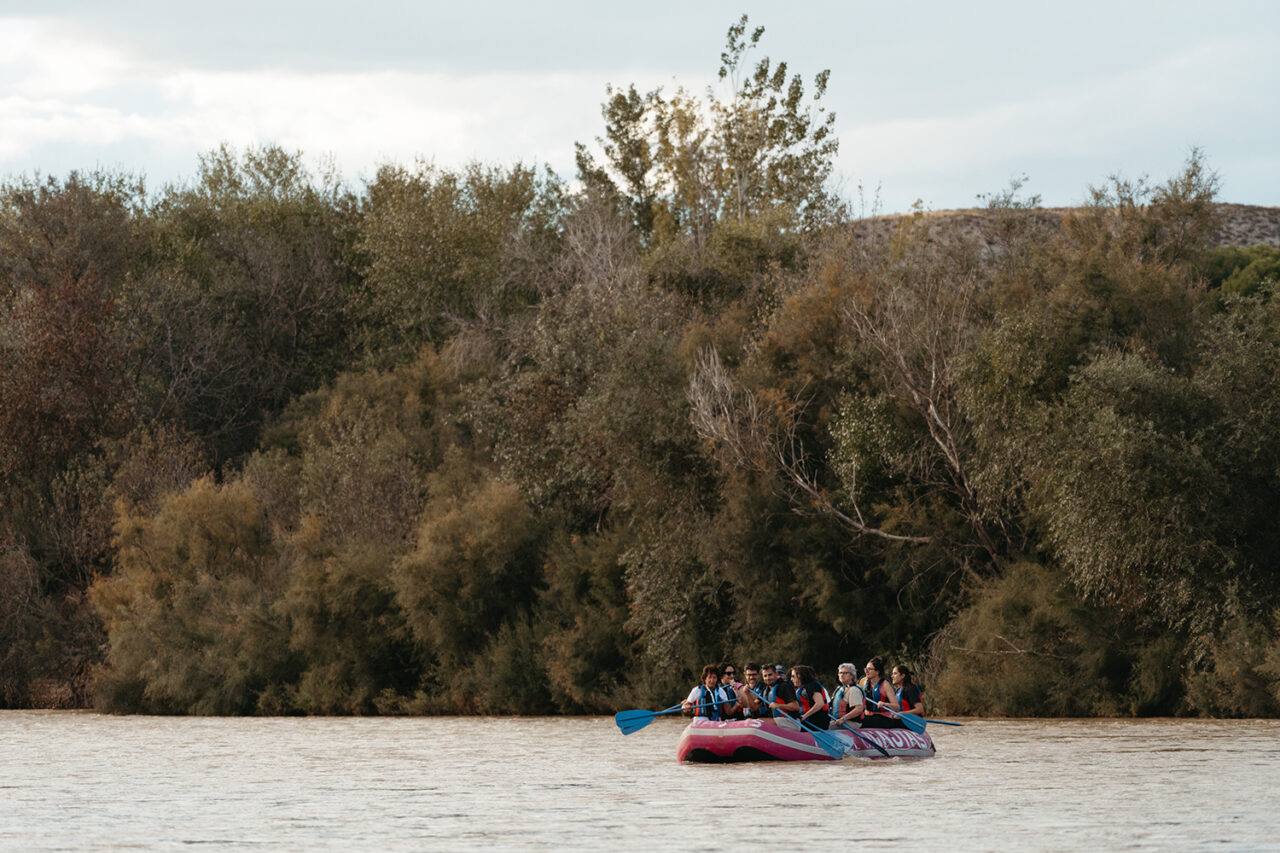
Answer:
[2,713,1277,851]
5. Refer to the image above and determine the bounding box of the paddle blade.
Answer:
[614,702,687,735]
[811,728,847,760]
[897,711,927,735]
[614,709,655,725]
[614,709,657,735]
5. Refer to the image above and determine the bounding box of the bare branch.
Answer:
[949,636,1068,660]
[841,259,1007,560]
[689,346,929,544]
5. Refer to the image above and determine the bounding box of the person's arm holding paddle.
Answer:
[835,684,865,727]
[681,684,702,716]
[865,658,900,713]
[684,665,724,717]
[879,680,901,714]
[797,689,827,727]
[767,672,800,720]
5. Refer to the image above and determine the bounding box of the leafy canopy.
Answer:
[576,14,839,246]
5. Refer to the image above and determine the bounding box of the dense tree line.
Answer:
[3,18,1280,716]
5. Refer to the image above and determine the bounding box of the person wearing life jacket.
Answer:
[789,664,831,730]
[892,664,924,716]
[746,662,796,724]
[719,661,743,718]
[859,656,904,729]
[682,664,737,720]
[830,662,865,729]
[736,662,764,719]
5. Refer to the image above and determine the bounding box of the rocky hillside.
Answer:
[1210,203,1280,247]
[854,202,1280,249]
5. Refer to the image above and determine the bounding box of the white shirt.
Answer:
[685,684,733,714]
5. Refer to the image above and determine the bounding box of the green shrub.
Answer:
[1202,245,1280,295]
[90,477,291,713]
[536,529,632,712]
[1185,616,1280,717]
[930,562,1116,716]
[392,468,543,682]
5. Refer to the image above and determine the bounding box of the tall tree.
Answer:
[577,14,839,247]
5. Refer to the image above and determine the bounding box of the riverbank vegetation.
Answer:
[4,17,1280,717]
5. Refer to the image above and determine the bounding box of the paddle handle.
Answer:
[862,697,927,734]
[615,699,728,735]
[652,700,723,717]
[864,696,910,719]
[681,700,724,714]
[863,698,962,727]
[837,721,890,758]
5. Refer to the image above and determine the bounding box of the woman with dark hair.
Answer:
[683,664,737,720]
[859,656,903,729]
[789,664,831,730]
[719,661,743,716]
[892,664,923,716]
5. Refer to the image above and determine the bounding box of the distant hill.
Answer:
[852,202,1280,249]
[1210,203,1280,247]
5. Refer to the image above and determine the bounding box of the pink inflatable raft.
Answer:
[677,718,935,762]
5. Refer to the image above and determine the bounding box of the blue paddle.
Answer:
[614,701,723,735]
[862,697,930,734]
[890,686,963,727]
[867,696,964,730]
[748,688,845,760]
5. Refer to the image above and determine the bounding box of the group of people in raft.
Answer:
[681,658,923,731]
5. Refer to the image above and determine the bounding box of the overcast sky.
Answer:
[1,1,1275,213]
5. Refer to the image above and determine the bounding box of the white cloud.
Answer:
[144,66,641,183]
[0,18,661,184]
[0,97,153,160]
[0,18,134,97]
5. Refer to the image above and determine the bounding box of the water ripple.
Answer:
[1,714,1278,851]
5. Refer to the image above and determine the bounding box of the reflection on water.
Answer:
[1,713,1278,851]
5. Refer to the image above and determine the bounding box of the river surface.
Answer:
[1,713,1278,851]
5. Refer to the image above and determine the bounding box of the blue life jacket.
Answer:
[896,683,923,713]
[864,678,893,717]
[755,683,781,718]
[696,685,728,721]
[832,684,864,724]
